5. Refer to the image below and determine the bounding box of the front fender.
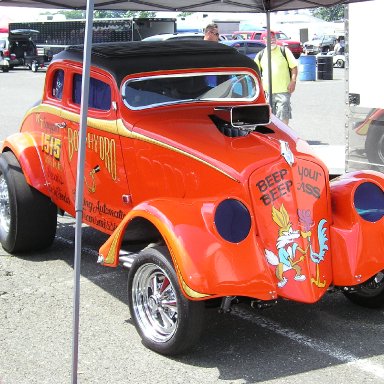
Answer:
[99,198,276,301]
[330,170,384,286]
[1,132,49,195]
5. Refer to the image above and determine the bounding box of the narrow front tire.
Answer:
[128,246,205,355]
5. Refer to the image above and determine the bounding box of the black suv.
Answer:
[1,29,39,69]
[303,34,338,55]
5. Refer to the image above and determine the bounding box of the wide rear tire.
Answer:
[128,246,205,355]
[0,152,57,253]
[343,271,384,308]
[365,121,384,166]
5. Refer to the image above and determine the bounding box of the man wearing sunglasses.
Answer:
[204,23,219,42]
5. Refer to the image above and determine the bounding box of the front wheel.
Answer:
[343,271,384,308]
[0,152,57,253]
[128,246,205,355]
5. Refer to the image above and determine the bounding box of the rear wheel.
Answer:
[0,152,57,253]
[128,246,205,355]
[365,122,384,166]
[343,271,384,308]
[335,58,344,68]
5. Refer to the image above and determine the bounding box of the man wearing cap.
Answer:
[255,32,298,125]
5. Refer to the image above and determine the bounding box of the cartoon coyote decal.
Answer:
[265,204,328,288]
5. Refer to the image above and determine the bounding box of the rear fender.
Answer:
[330,170,384,286]
[99,198,276,301]
[1,132,49,195]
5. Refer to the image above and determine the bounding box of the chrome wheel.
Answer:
[128,246,205,355]
[335,59,344,68]
[0,174,10,235]
[131,263,178,343]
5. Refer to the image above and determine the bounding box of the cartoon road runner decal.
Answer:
[265,205,307,288]
[298,209,328,288]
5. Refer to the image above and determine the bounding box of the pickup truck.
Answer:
[232,29,303,58]
[303,34,341,55]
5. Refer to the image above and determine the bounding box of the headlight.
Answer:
[354,182,384,222]
[214,199,251,243]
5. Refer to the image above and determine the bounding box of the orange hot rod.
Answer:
[1,41,384,355]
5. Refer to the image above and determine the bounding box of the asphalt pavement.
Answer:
[3,67,382,384]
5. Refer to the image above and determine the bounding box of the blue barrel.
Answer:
[299,55,316,81]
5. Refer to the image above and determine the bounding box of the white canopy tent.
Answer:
[0,0,370,382]
[0,0,368,12]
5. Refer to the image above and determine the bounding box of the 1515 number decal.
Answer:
[42,133,61,160]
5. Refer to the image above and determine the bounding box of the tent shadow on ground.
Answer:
[13,214,384,383]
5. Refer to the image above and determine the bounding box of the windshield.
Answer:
[122,72,259,110]
[275,32,289,40]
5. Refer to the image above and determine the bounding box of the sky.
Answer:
[0,6,50,22]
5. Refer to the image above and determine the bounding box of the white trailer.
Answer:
[346,0,384,173]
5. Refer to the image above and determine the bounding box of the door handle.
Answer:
[55,122,67,129]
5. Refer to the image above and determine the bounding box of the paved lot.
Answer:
[2,66,384,384]
[291,67,345,146]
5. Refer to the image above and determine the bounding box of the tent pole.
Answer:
[71,0,94,383]
[266,10,273,107]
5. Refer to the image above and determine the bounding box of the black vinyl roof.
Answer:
[53,40,260,85]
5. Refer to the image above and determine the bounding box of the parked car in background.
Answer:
[327,50,345,68]
[219,33,243,41]
[303,34,339,55]
[218,33,232,40]
[232,29,303,58]
[220,39,266,59]
[0,47,9,72]
[0,29,46,70]
[142,32,204,41]
[354,108,384,167]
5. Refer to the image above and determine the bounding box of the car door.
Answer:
[36,67,71,207]
[59,68,131,233]
[245,41,266,59]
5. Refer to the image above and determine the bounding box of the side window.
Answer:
[72,73,111,111]
[52,69,64,100]
[236,43,246,54]
[254,33,262,40]
[248,43,262,54]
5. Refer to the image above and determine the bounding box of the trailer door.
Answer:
[346,0,384,172]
